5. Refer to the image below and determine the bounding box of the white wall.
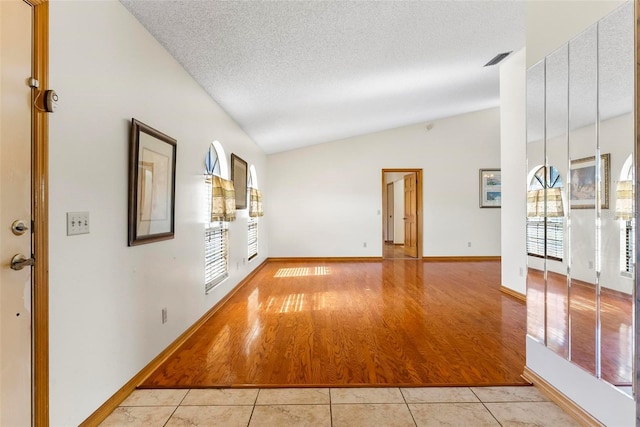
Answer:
[48,2,268,425]
[500,48,527,295]
[393,179,404,244]
[523,1,635,425]
[267,108,501,258]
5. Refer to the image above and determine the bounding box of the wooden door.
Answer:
[403,173,418,257]
[1,0,34,424]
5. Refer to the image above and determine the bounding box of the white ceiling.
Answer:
[120,0,525,154]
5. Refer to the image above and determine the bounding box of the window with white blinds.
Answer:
[247,165,259,261]
[618,155,634,277]
[621,220,635,276]
[205,222,229,293]
[526,166,564,261]
[204,143,230,294]
[526,217,563,261]
[248,217,258,261]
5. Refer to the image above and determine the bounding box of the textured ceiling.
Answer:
[527,2,633,143]
[121,0,525,154]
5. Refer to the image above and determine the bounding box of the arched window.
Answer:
[247,165,259,261]
[204,141,229,293]
[205,141,229,179]
[618,154,634,275]
[527,165,565,260]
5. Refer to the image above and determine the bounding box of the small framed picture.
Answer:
[128,119,177,246]
[479,169,501,208]
[231,154,248,210]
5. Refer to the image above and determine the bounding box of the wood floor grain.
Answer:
[141,260,528,388]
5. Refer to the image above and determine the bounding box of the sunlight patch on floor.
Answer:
[274,266,330,278]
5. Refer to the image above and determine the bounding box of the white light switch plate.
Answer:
[67,212,90,236]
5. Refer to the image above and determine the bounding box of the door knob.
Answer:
[10,254,34,271]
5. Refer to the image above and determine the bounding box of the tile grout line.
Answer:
[469,388,504,427]
[160,387,191,427]
[399,387,418,427]
[246,388,261,427]
[161,404,181,427]
[178,388,190,406]
[329,387,333,427]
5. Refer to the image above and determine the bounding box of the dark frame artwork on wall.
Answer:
[479,168,501,208]
[231,153,248,209]
[128,118,177,246]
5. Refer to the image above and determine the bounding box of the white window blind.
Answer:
[205,223,228,293]
[527,217,563,261]
[621,220,635,275]
[205,178,229,293]
[248,217,258,261]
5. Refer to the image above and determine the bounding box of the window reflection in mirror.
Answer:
[545,45,569,359]
[526,61,546,344]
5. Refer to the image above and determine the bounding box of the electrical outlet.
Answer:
[467,241,471,247]
[589,260,594,269]
[67,212,90,236]
[519,267,524,277]
[161,308,167,324]
[363,242,367,248]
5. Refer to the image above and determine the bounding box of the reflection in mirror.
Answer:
[526,61,546,344]
[544,46,569,359]
[568,23,598,377]
[597,2,634,392]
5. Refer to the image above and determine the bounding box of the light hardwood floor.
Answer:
[142,260,528,388]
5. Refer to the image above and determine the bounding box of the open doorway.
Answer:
[382,169,423,259]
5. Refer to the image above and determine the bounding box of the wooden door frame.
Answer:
[25,0,49,425]
[381,169,423,259]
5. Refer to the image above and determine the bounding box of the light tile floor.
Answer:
[99,386,580,426]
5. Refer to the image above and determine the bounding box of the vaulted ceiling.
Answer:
[121,1,525,154]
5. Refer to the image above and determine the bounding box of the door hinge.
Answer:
[28,77,39,89]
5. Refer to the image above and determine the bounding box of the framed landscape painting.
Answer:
[570,153,609,209]
[479,169,501,208]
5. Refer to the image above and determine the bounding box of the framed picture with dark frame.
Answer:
[128,118,177,246]
[231,153,248,210]
[479,169,501,208]
[570,153,610,209]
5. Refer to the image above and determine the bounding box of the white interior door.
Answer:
[1,0,34,424]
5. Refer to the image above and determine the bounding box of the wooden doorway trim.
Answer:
[25,0,49,425]
[381,169,423,259]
